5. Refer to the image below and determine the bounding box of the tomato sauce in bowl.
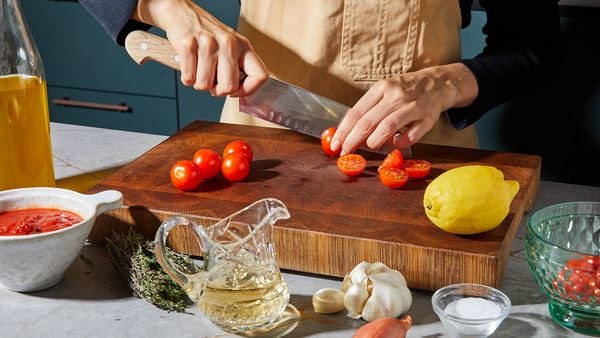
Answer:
[0,208,83,236]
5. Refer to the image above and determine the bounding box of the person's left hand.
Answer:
[330,63,478,155]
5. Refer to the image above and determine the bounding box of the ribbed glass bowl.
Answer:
[525,202,600,335]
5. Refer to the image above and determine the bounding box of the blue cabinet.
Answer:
[21,0,178,135]
[20,0,241,135]
[48,87,178,135]
[21,0,175,98]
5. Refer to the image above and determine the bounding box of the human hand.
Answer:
[133,0,268,96]
[330,63,478,155]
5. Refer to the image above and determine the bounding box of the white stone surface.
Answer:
[50,123,168,180]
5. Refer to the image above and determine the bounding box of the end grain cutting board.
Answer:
[88,121,540,291]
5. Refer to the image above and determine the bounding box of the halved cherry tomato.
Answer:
[170,160,202,191]
[337,154,366,176]
[222,153,250,181]
[223,141,253,162]
[379,167,409,189]
[193,149,222,180]
[403,159,431,179]
[378,149,404,173]
[321,127,341,157]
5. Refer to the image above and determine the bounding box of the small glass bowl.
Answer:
[432,283,511,338]
[525,202,600,335]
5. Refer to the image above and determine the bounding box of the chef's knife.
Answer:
[124,31,411,157]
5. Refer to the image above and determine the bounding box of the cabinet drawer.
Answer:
[48,87,178,135]
[21,0,175,98]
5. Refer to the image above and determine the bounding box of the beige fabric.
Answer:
[221,0,478,149]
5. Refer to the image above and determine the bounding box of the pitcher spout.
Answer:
[263,198,291,223]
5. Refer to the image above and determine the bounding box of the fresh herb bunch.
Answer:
[106,230,197,312]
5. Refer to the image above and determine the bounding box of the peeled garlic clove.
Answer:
[312,288,345,314]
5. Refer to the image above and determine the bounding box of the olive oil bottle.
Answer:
[0,0,54,190]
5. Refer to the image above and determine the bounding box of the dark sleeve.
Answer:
[79,0,151,45]
[447,0,563,129]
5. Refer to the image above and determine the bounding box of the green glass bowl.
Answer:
[525,202,600,335]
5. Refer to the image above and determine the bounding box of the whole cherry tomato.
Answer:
[379,167,409,189]
[170,160,202,191]
[378,149,404,173]
[223,141,253,162]
[321,127,341,157]
[403,159,431,179]
[337,154,366,176]
[222,153,250,181]
[566,258,595,272]
[193,149,222,180]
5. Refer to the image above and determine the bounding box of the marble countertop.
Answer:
[51,123,167,180]
[4,123,600,338]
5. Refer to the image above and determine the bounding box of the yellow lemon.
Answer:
[423,165,520,235]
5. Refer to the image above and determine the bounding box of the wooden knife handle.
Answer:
[125,31,182,71]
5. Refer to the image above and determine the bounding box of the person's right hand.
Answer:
[132,0,268,97]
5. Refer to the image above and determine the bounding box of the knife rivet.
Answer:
[140,43,148,50]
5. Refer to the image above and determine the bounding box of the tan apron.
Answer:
[221,0,478,148]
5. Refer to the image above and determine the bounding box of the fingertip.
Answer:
[330,139,341,152]
[180,74,193,86]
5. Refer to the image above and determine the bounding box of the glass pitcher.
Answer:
[155,198,291,333]
[0,0,55,190]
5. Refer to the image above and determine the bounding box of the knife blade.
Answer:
[124,30,411,157]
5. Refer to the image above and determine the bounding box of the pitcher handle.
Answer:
[154,215,204,289]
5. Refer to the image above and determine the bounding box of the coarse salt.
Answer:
[445,297,502,320]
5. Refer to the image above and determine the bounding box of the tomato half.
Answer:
[337,154,366,176]
[222,153,250,181]
[321,127,341,157]
[403,159,431,179]
[170,160,202,191]
[379,167,409,189]
[378,149,404,173]
[223,141,253,162]
[193,149,222,180]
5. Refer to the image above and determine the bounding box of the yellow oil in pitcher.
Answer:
[0,74,55,190]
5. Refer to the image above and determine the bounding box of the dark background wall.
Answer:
[462,8,600,187]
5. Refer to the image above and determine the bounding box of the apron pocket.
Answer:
[341,0,421,81]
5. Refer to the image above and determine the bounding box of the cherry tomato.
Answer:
[378,149,404,173]
[403,159,431,179]
[193,149,222,180]
[336,154,366,176]
[585,255,600,270]
[170,160,202,191]
[378,167,409,189]
[321,127,341,157]
[566,258,595,272]
[223,141,253,162]
[222,153,250,181]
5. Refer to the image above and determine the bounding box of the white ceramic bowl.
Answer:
[0,187,122,292]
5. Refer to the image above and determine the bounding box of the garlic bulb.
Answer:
[342,262,412,322]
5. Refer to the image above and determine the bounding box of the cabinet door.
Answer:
[21,0,176,98]
[177,0,241,128]
[48,86,178,135]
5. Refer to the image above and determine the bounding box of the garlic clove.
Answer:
[312,288,345,314]
[344,280,370,319]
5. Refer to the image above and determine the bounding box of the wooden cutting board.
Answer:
[88,121,540,291]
